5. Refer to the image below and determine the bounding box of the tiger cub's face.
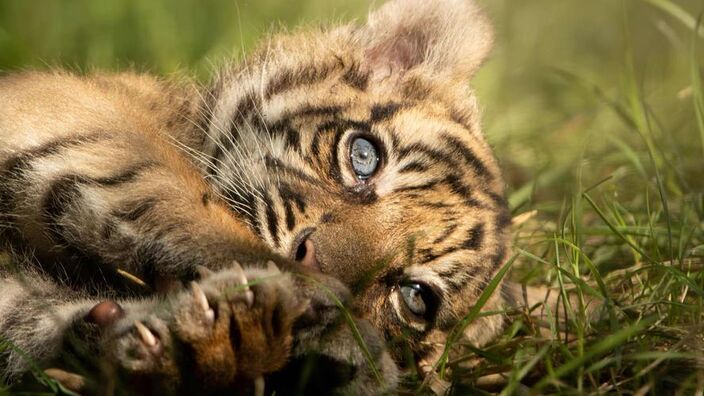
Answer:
[202,0,510,362]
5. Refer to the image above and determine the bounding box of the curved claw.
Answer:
[134,320,157,348]
[191,281,215,325]
[232,260,254,308]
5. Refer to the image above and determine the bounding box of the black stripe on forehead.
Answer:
[269,121,302,152]
[393,180,440,194]
[92,162,156,186]
[264,61,340,100]
[449,107,479,135]
[277,104,345,121]
[340,62,370,91]
[263,104,346,155]
[370,102,403,123]
[442,242,507,298]
[229,90,260,127]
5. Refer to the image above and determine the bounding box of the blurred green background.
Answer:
[0,0,701,209]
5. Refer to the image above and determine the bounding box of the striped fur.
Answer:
[0,0,506,391]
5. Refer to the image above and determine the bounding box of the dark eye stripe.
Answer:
[418,223,485,264]
[441,134,491,178]
[432,223,459,244]
[397,142,461,170]
[398,161,430,174]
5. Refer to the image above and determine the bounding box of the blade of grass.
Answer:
[530,317,655,393]
[691,15,704,157]
[433,253,517,379]
[640,0,704,38]
[621,25,675,261]
[0,337,77,396]
[605,134,648,179]
[583,192,655,263]
[499,344,550,396]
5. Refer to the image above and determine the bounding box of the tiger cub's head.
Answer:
[203,0,510,364]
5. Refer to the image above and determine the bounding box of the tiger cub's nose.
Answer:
[292,229,320,271]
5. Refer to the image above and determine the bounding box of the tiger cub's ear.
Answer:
[359,0,493,84]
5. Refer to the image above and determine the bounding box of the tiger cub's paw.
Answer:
[108,261,305,393]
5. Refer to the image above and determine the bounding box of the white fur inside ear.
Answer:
[361,0,494,81]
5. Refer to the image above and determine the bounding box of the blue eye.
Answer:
[401,283,427,316]
[350,137,379,179]
[399,282,439,320]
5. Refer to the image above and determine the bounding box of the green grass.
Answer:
[1,0,703,394]
[441,1,704,393]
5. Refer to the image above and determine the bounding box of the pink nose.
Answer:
[293,235,320,271]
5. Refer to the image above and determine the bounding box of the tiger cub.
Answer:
[0,0,508,393]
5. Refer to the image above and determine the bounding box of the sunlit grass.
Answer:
[440,0,703,392]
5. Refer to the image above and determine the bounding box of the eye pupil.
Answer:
[401,283,428,317]
[350,137,379,179]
